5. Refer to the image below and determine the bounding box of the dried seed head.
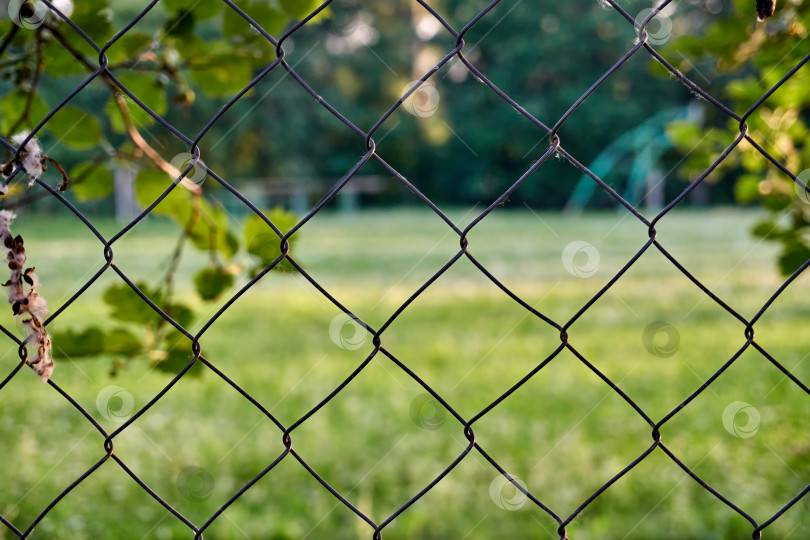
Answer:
[51,0,75,18]
[757,0,776,20]
[11,131,43,183]
[0,212,52,382]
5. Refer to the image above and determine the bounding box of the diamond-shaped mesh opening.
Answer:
[288,361,470,523]
[196,298,377,425]
[109,369,286,523]
[42,465,194,539]
[293,197,462,322]
[662,347,810,521]
[0,373,102,533]
[470,347,654,513]
[381,261,562,414]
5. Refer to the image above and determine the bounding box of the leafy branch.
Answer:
[662,0,810,275]
[0,0,316,376]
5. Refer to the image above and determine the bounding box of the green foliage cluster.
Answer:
[1,0,312,374]
[52,171,300,376]
[662,0,810,275]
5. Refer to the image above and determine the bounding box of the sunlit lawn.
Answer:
[0,207,808,539]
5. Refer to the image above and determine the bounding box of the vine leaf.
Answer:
[244,207,299,276]
[103,282,162,326]
[194,266,235,301]
[51,326,143,359]
[52,327,105,359]
[46,106,103,150]
[153,337,203,377]
[778,240,810,276]
[70,162,113,202]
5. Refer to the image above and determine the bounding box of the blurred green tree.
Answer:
[178,0,703,208]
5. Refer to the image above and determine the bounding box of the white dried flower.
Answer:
[0,212,53,382]
[0,210,15,228]
[27,292,48,319]
[50,0,74,18]
[11,131,44,185]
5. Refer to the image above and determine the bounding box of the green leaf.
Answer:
[105,327,144,356]
[665,121,703,150]
[727,78,767,104]
[134,171,239,260]
[102,281,194,330]
[187,202,239,259]
[105,92,159,135]
[187,53,254,97]
[133,169,194,221]
[165,302,194,328]
[734,174,761,205]
[42,40,90,77]
[0,90,49,133]
[222,2,287,38]
[763,189,793,212]
[46,106,103,150]
[103,282,161,325]
[52,327,105,359]
[105,73,167,134]
[69,0,114,43]
[112,72,167,117]
[106,32,154,65]
[70,163,113,202]
[224,231,240,258]
[194,266,235,301]
[243,208,299,274]
[751,220,780,239]
[52,325,143,360]
[165,9,196,37]
[153,339,203,377]
[778,241,810,276]
[278,0,322,20]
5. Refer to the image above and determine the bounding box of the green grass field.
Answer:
[0,207,808,540]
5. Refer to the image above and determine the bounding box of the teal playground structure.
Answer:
[565,104,704,213]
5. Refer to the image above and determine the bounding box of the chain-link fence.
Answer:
[0,0,808,538]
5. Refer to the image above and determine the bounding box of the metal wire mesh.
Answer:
[0,0,808,538]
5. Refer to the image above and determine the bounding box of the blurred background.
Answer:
[0,0,808,539]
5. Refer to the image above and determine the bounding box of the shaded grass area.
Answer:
[0,208,808,539]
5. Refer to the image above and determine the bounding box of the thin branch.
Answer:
[41,155,68,191]
[1,155,103,209]
[0,25,20,58]
[7,28,45,136]
[162,197,200,299]
[44,24,202,195]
